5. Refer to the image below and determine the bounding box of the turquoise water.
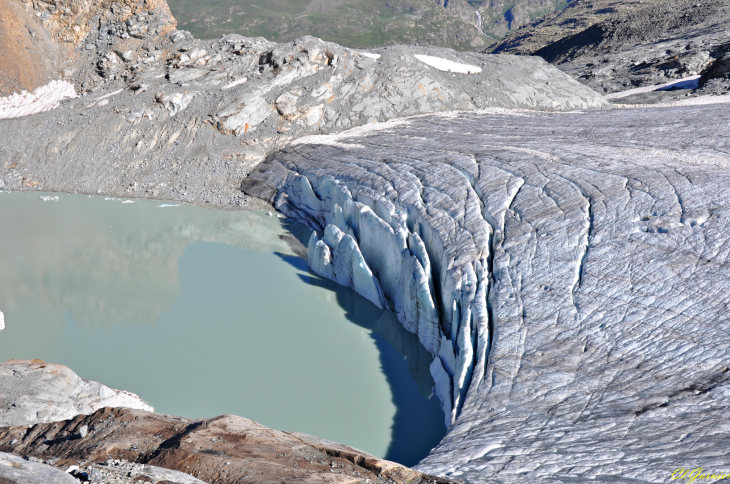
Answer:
[0,191,445,466]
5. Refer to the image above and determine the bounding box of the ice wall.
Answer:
[271,161,515,427]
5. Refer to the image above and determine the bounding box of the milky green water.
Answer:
[0,192,445,466]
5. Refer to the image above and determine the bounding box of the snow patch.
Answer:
[223,77,248,90]
[605,75,701,100]
[0,80,77,119]
[291,116,411,147]
[614,92,730,109]
[359,52,381,60]
[414,55,482,74]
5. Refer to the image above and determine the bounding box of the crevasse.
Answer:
[272,170,497,428]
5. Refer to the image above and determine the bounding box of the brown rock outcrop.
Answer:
[0,407,456,484]
[0,0,175,96]
[0,0,61,96]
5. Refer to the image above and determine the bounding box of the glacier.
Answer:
[243,101,730,482]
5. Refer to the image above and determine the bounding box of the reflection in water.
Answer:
[278,254,446,466]
[0,192,444,466]
[0,192,295,327]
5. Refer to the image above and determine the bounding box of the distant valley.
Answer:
[165,0,572,50]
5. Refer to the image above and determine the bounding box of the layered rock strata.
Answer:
[0,359,153,427]
[243,101,730,482]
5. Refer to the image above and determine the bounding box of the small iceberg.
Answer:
[39,196,59,202]
[159,204,181,208]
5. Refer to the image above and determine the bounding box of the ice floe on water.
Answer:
[0,80,77,119]
[40,196,59,201]
[105,197,136,203]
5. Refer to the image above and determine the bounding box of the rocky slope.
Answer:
[0,361,453,484]
[0,408,456,484]
[492,0,730,98]
[0,0,606,208]
[0,0,175,97]
[0,451,210,484]
[242,98,730,482]
[490,0,669,56]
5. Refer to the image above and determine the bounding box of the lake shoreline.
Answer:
[0,360,458,484]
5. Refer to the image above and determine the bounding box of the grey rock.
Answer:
[118,50,135,62]
[169,30,194,44]
[84,460,209,484]
[0,452,78,484]
[244,101,730,482]
[0,359,153,427]
[703,51,730,81]
[155,91,197,116]
[167,67,207,84]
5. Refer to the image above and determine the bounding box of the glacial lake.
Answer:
[0,191,445,466]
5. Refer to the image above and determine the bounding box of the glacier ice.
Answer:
[244,102,730,482]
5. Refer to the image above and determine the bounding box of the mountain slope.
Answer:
[491,0,730,98]
[490,0,670,55]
